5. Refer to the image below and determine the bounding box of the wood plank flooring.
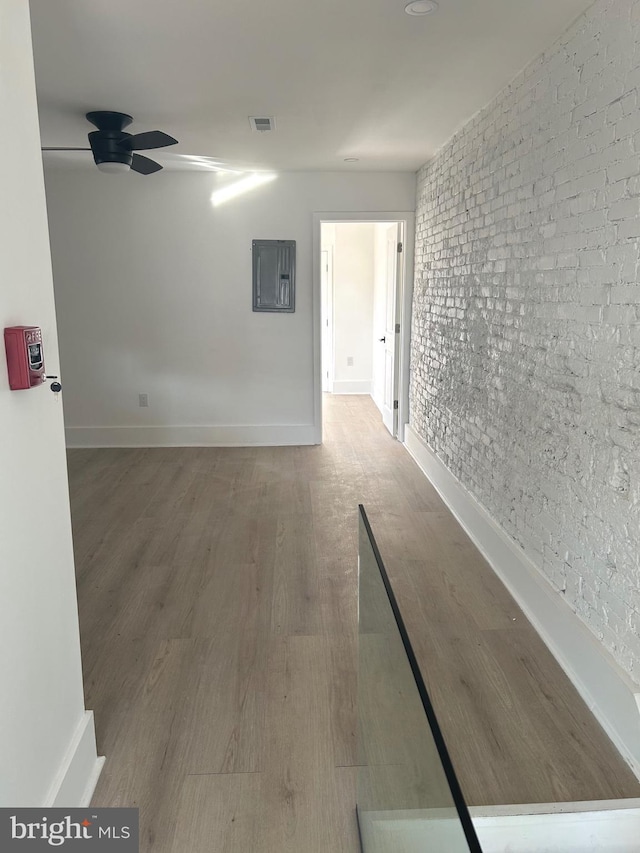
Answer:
[67,395,640,852]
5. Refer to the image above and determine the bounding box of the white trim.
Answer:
[471,799,640,816]
[404,424,640,779]
[312,211,415,445]
[372,395,385,417]
[320,245,334,394]
[46,711,104,807]
[330,380,372,395]
[373,799,640,819]
[361,801,640,853]
[396,222,414,444]
[66,423,316,448]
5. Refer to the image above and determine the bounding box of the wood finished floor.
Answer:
[67,395,640,852]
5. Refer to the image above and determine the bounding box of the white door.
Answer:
[380,223,401,436]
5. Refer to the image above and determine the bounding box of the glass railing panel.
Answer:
[357,505,483,853]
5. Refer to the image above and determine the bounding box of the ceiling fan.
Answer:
[42,111,178,175]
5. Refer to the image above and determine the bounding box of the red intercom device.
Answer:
[4,326,46,390]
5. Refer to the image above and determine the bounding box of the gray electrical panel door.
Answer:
[252,239,296,312]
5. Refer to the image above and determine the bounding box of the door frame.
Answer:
[320,245,334,393]
[312,211,415,444]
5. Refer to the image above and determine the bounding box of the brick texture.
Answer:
[410,0,640,682]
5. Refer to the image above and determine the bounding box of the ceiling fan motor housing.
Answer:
[88,130,134,168]
[86,110,133,132]
[86,112,133,168]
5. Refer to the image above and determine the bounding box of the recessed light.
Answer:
[405,0,438,15]
[344,158,359,162]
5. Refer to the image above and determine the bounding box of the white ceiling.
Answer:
[30,0,594,173]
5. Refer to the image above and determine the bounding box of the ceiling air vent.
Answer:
[249,116,276,132]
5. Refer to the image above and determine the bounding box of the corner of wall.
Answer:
[47,712,104,808]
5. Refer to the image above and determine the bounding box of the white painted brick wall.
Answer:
[411,0,640,682]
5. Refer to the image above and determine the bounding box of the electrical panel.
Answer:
[252,239,296,313]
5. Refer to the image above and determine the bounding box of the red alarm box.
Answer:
[4,326,46,390]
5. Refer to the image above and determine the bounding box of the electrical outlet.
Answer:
[347,356,354,367]
[138,393,149,408]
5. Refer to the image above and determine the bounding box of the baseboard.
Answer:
[371,393,384,416]
[330,380,372,395]
[46,711,104,807]
[404,424,640,779]
[65,423,317,448]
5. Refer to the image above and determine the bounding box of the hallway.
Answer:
[67,395,640,852]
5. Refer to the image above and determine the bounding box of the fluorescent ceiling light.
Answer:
[210,172,276,206]
[405,0,438,15]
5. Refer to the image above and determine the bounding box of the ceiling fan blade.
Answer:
[41,147,91,151]
[123,131,178,151]
[130,153,163,175]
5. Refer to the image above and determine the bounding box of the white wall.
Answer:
[43,168,416,446]
[0,0,99,806]
[323,223,375,394]
[411,0,640,683]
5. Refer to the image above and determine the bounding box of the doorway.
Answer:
[313,212,415,444]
